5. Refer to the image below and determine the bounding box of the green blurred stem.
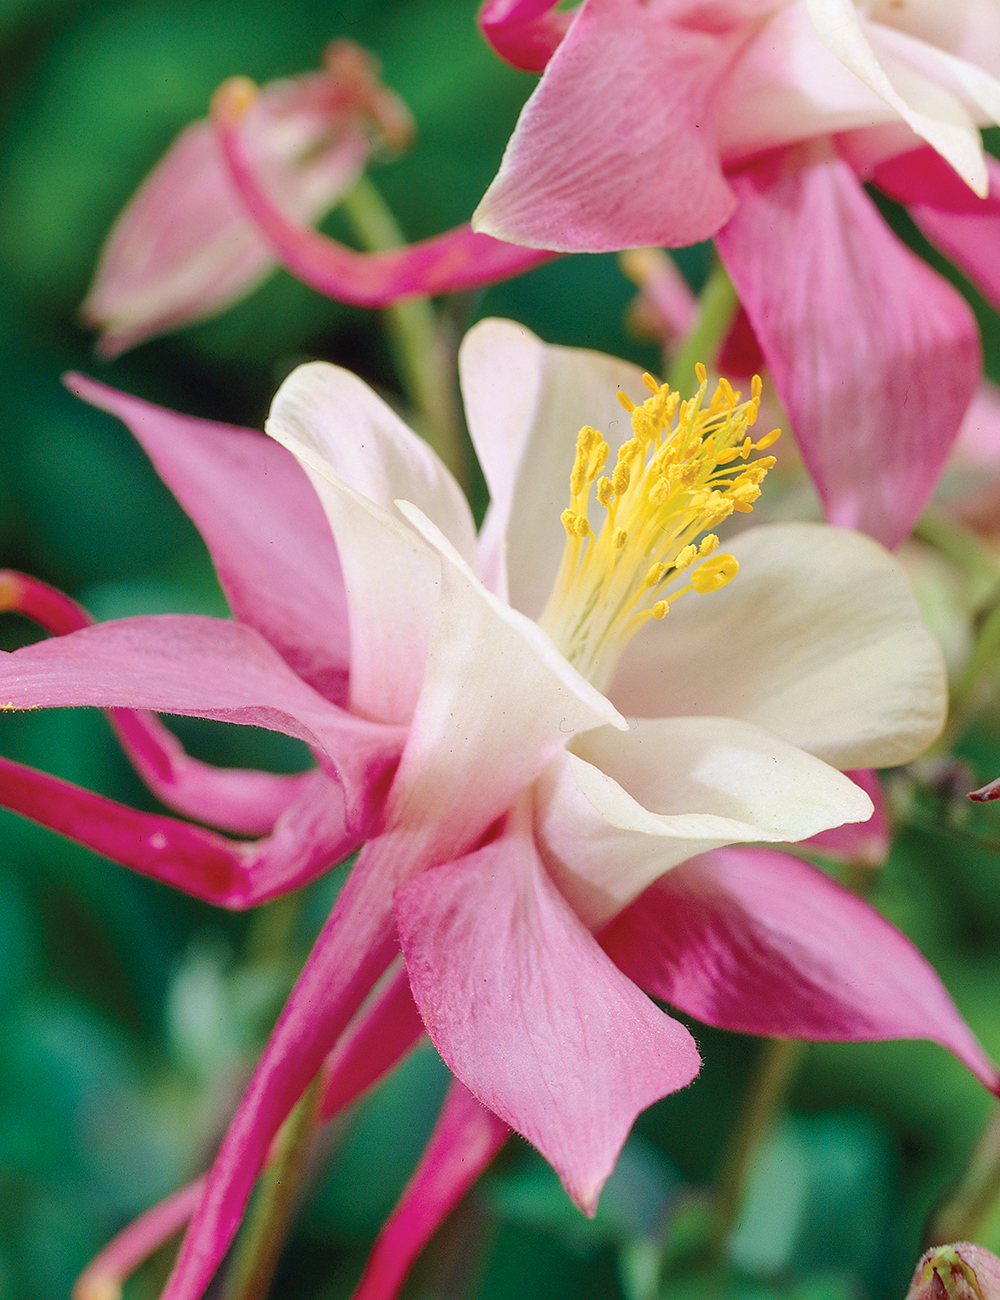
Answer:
[710,1037,804,1257]
[915,511,1000,604]
[668,261,739,396]
[914,511,1000,751]
[221,1072,323,1300]
[926,1103,1000,1246]
[339,176,466,485]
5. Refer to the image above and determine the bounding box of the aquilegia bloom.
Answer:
[473,0,1000,546]
[0,322,990,1300]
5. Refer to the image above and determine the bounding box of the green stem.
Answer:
[914,511,1000,604]
[926,1102,1000,1246]
[339,176,466,486]
[221,1072,323,1300]
[710,1037,803,1256]
[668,260,739,396]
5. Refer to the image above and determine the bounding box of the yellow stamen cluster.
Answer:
[538,364,779,690]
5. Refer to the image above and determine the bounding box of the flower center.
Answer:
[538,364,779,693]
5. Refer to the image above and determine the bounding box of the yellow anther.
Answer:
[673,544,697,571]
[648,477,670,507]
[751,374,762,400]
[694,362,707,384]
[631,407,659,442]
[540,364,771,689]
[755,427,781,450]
[617,390,636,413]
[690,555,739,594]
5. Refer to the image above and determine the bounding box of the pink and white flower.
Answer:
[473,0,1000,547]
[0,321,985,1300]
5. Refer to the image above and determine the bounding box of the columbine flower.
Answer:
[80,42,415,357]
[0,322,987,1300]
[472,0,1000,547]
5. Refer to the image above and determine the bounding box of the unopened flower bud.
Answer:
[81,42,413,357]
[906,1244,1000,1300]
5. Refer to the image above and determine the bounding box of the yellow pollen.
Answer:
[538,365,776,689]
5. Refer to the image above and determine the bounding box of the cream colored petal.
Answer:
[386,499,624,870]
[608,523,946,769]
[459,318,646,615]
[869,0,1000,76]
[870,21,1000,129]
[535,717,872,929]
[806,0,988,193]
[264,416,439,726]
[267,360,478,566]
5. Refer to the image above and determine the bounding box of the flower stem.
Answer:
[926,1103,1000,1246]
[339,175,466,485]
[220,1071,323,1300]
[668,260,739,397]
[710,1037,803,1256]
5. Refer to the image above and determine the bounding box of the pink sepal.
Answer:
[0,754,357,908]
[0,614,403,833]
[801,769,890,867]
[874,147,1000,316]
[478,0,574,71]
[67,374,351,707]
[1,567,315,836]
[351,1081,509,1300]
[158,841,401,1300]
[395,815,700,1216]
[211,84,553,306]
[472,0,739,251]
[716,144,981,547]
[602,846,1000,1094]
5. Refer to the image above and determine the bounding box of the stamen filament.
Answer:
[538,368,778,690]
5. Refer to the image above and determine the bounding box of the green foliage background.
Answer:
[1,3,1000,1300]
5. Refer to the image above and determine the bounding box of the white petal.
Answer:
[388,500,625,868]
[806,0,988,193]
[267,361,478,566]
[535,717,873,928]
[459,318,646,615]
[264,418,439,725]
[608,523,946,769]
[870,21,1000,130]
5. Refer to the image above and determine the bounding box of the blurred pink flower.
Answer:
[0,322,988,1300]
[81,42,415,357]
[473,0,1000,547]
